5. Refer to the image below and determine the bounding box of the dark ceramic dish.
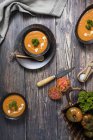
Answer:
[22,24,50,58]
[15,24,56,70]
[75,4,93,44]
[1,93,27,120]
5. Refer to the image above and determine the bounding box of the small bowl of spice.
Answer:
[78,73,86,82]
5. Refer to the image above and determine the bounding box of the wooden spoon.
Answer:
[77,62,93,82]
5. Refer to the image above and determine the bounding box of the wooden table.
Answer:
[0,0,93,140]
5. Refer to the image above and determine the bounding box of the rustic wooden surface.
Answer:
[0,0,93,140]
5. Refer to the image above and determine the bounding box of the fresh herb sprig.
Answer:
[9,101,18,111]
[86,20,93,30]
[32,38,39,47]
[86,25,91,30]
[78,91,93,114]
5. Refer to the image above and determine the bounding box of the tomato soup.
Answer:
[24,31,48,55]
[78,9,93,41]
[3,95,26,118]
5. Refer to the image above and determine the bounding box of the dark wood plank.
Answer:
[0,12,26,140]
[85,0,93,92]
[22,15,58,140]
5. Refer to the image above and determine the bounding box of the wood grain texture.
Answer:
[0,12,26,140]
[0,0,92,140]
[23,16,57,140]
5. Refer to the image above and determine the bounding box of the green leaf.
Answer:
[87,20,93,27]
[32,38,40,47]
[78,91,93,113]
[9,100,18,111]
[86,25,91,30]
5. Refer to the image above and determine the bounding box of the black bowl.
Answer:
[22,24,50,58]
[75,4,93,44]
[1,93,27,120]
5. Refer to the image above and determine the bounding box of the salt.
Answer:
[79,73,86,82]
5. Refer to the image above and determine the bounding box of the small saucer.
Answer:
[14,24,56,70]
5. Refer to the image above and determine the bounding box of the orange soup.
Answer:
[3,95,26,118]
[24,31,48,55]
[78,9,93,41]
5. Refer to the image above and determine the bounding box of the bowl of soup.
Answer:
[1,93,27,120]
[75,5,93,44]
[22,24,50,58]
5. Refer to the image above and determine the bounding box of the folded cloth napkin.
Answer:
[0,0,67,44]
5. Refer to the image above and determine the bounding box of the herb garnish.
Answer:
[32,38,39,47]
[86,20,93,30]
[87,20,93,26]
[86,25,91,30]
[9,101,18,111]
[78,91,93,114]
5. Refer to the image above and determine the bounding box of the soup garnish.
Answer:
[9,101,18,111]
[32,38,40,47]
[85,20,93,30]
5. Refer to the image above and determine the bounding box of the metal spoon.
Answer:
[15,54,44,62]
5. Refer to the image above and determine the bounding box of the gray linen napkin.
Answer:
[0,0,67,44]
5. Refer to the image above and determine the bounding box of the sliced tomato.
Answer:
[57,77,71,92]
[48,86,61,100]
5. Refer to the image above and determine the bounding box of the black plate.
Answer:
[14,24,56,70]
[1,93,27,120]
[75,4,93,44]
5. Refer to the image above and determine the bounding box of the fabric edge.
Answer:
[51,0,67,17]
